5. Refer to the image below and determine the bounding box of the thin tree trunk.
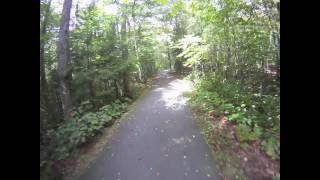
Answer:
[275,33,280,78]
[57,0,73,120]
[75,3,80,29]
[260,55,267,95]
[131,0,142,82]
[85,6,96,104]
[167,41,171,70]
[276,3,280,78]
[114,80,120,99]
[224,45,231,81]
[121,12,132,98]
[40,0,57,121]
[132,0,140,67]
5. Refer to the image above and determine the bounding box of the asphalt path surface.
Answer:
[79,71,221,180]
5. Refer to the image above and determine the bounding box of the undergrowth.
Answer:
[40,98,131,179]
[186,72,280,161]
[186,72,280,179]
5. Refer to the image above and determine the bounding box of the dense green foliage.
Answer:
[180,0,280,161]
[40,0,165,127]
[46,99,128,161]
[189,75,279,159]
[40,98,130,179]
[40,0,166,177]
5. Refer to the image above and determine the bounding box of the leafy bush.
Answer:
[188,73,279,161]
[71,100,94,118]
[48,112,107,160]
[46,99,129,161]
[235,124,261,142]
[261,136,280,160]
[189,73,279,129]
[228,112,244,122]
[220,103,234,112]
[99,100,128,118]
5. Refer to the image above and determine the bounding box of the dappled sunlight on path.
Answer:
[155,78,193,111]
[79,71,221,180]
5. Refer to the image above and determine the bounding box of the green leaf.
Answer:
[235,124,258,142]
[155,0,168,5]
[261,137,280,160]
[228,113,243,122]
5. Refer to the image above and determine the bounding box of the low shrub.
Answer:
[261,136,280,160]
[235,124,261,142]
[187,74,279,159]
[42,99,129,166]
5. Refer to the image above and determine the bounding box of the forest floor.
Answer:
[63,70,223,180]
[191,109,280,180]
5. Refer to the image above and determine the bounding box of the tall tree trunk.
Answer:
[75,3,80,29]
[40,0,57,121]
[275,3,280,79]
[114,80,120,99]
[131,0,140,69]
[167,41,171,70]
[275,33,280,78]
[57,0,73,120]
[131,0,143,82]
[224,45,231,81]
[85,11,96,105]
[260,55,267,95]
[121,13,131,98]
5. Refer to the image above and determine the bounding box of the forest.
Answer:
[40,0,279,179]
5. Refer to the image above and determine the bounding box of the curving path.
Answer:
[79,70,221,180]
